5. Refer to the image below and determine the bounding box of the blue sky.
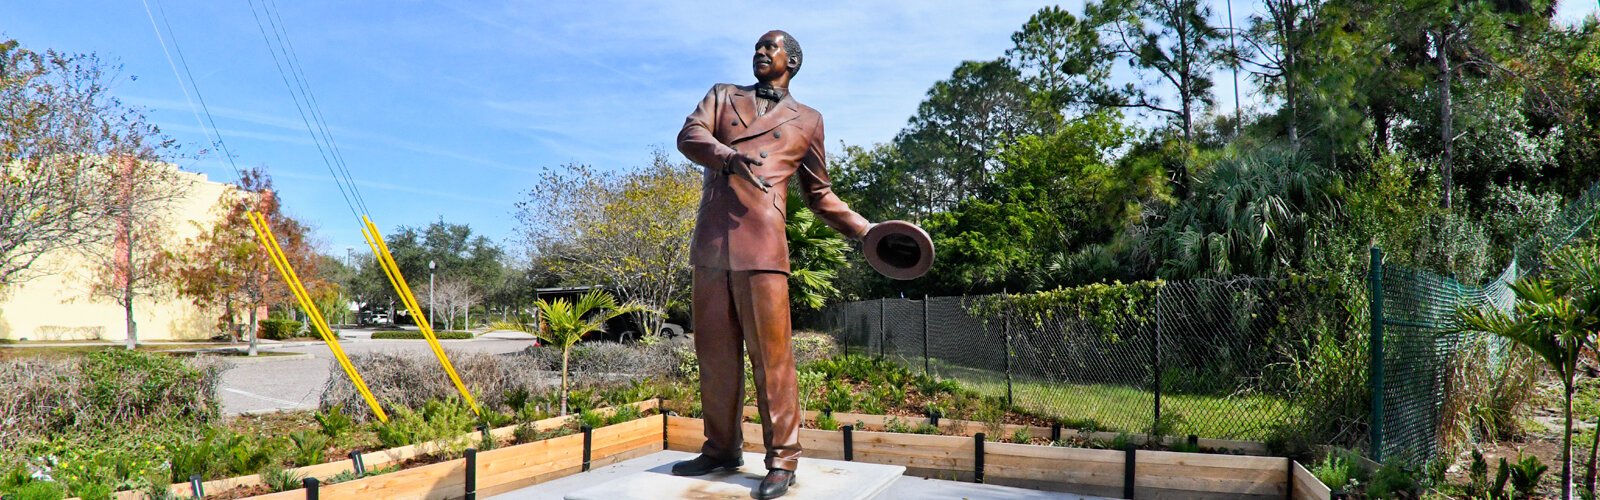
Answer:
[4,1,1596,258]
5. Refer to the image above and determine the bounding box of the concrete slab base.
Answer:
[563,450,902,500]
[491,450,902,500]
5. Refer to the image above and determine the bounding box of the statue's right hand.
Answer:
[723,151,771,193]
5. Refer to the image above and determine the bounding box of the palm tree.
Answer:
[786,193,850,310]
[1456,243,1600,500]
[533,289,645,415]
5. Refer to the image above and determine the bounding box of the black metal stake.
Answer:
[974,433,986,484]
[661,412,669,450]
[348,450,365,476]
[581,424,594,471]
[1051,423,1062,443]
[302,477,319,500]
[189,474,204,498]
[843,425,854,461]
[1187,435,1198,450]
[465,448,477,500]
[1123,447,1136,499]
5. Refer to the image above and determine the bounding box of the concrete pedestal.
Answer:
[555,450,903,500]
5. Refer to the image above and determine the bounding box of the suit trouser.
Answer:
[693,266,800,471]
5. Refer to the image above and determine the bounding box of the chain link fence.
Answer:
[1372,182,1600,464]
[811,277,1354,443]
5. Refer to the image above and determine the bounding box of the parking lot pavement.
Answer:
[218,331,533,415]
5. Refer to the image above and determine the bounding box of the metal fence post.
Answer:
[1003,300,1013,407]
[879,299,887,360]
[1152,284,1163,432]
[1369,246,1386,462]
[922,296,931,375]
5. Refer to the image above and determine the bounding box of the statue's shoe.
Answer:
[755,469,795,499]
[669,454,743,476]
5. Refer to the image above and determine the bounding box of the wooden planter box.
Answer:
[667,415,1331,500]
[86,400,661,500]
[90,399,1342,499]
[744,405,1270,455]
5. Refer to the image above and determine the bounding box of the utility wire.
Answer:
[244,0,365,220]
[258,0,371,215]
[139,0,245,181]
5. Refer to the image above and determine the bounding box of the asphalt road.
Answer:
[217,329,536,415]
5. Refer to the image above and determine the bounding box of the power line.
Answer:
[244,0,366,220]
[139,0,245,181]
[258,0,370,214]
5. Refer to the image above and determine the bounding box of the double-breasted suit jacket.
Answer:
[677,83,869,272]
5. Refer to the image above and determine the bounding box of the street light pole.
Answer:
[428,259,436,331]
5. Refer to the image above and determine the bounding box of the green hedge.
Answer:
[257,319,303,340]
[371,330,473,340]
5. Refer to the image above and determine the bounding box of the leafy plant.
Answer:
[1109,432,1134,450]
[314,405,353,439]
[532,289,647,415]
[823,382,855,413]
[1455,243,1600,499]
[219,433,276,476]
[1507,454,1548,498]
[259,464,305,493]
[579,409,606,429]
[884,417,913,434]
[815,412,839,431]
[1367,459,1419,500]
[1312,450,1361,493]
[606,405,642,426]
[1467,449,1490,498]
[1010,427,1033,444]
[504,387,532,412]
[289,430,329,467]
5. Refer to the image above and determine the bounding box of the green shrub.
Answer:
[1506,454,1546,498]
[1311,449,1361,492]
[815,412,839,431]
[371,399,477,456]
[8,480,67,500]
[823,381,854,413]
[579,409,606,429]
[289,430,329,467]
[80,350,220,425]
[257,319,303,340]
[315,405,353,439]
[884,417,913,433]
[1367,459,1419,499]
[259,464,304,493]
[1010,427,1032,444]
[370,331,473,340]
[218,433,277,476]
[606,405,641,426]
[914,423,941,435]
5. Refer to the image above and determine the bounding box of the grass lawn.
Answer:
[926,360,1303,441]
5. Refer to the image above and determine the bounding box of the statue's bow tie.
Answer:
[755,86,786,102]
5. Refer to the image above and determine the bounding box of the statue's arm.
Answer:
[799,115,870,240]
[677,85,736,171]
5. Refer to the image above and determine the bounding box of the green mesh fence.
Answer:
[810,277,1349,442]
[1372,182,1600,464]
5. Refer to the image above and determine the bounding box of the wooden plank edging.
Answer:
[153,399,659,498]
[728,403,1270,455]
[1292,460,1334,500]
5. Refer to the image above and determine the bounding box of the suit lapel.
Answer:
[729,86,755,130]
[733,96,799,144]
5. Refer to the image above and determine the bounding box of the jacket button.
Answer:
[774,131,782,139]
[759,151,769,158]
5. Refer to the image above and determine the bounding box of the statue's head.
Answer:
[752,30,801,84]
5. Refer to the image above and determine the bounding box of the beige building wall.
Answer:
[0,166,234,342]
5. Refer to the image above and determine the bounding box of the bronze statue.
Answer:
[674,30,932,499]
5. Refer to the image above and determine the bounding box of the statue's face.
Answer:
[752,31,790,82]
